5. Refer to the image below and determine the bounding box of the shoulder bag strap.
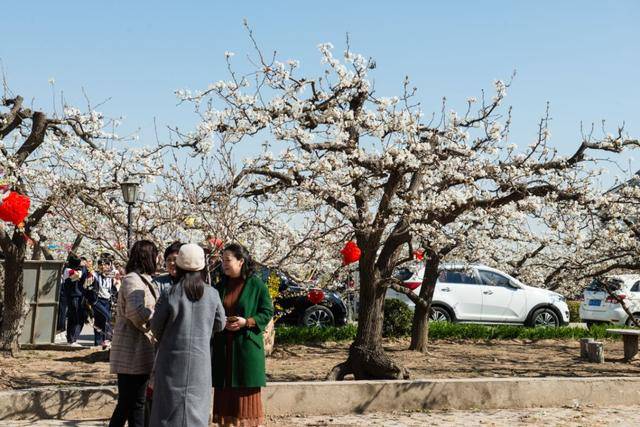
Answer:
[135,272,159,301]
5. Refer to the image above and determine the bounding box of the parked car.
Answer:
[579,274,640,328]
[386,263,570,327]
[258,267,348,328]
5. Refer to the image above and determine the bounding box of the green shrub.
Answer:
[382,298,413,338]
[567,300,581,322]
[272,321,629,345]
[274,324,357,344]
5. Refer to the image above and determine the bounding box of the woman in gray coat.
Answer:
[150,243,226,427]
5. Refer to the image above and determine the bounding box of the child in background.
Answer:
[91,255,117,349]
[63,254,86,346]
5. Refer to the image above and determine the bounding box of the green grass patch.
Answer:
[275,322,632,345]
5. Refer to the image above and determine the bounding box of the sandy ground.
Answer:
[266,338,640,381]
[5,406,640,426]
[2,337,640,390]
[268,406,640,426]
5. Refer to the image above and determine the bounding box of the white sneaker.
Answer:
[69,342,82,347]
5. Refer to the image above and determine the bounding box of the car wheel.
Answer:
[530,308,560,328]
[429,306,451,322]
[302,305,335,327]
[625,314,640,327]
[585,321,596,329]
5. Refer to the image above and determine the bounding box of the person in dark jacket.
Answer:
[56,268,68,336]
[153,241,184,297]
[150,243,226,427]
[63,253,87,345]
[212,243,273,427]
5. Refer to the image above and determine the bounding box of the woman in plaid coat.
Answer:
[109,240,160,427]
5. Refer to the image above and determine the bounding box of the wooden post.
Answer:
[623,335,639,361]
[580,338,594,359]
[587,341,604,363]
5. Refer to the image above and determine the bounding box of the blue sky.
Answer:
[1,1,638,184]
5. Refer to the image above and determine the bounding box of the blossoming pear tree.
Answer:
[49,140,346,284]
[155,147,348,279]
[0,90,162,354]
[465,175,640,295]
[175,32,639,377]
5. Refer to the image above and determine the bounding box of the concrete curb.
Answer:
[2,377,640,421]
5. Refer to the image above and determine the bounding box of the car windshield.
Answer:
[586,278,623,292]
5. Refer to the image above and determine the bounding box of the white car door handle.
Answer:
[441,287,451,292]
[483,290,493,295]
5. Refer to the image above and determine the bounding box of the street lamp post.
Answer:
[120,179,140,250]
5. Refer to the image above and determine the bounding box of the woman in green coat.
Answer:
[212,243,273,427]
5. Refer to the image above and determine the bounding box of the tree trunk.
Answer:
[328,255,410,380]
[31,242,42,260]
[409,250,440,352]
[71,234,83,254]
[0,239,28,356]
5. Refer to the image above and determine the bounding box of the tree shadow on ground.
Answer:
[57,350,109,364]
[0,386,116,421]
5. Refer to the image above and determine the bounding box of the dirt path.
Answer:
[266,406,640,426]
[266,338,640,382]
[2,338,640,390]
[9,406,640,426]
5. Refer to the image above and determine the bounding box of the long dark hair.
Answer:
[125,240,158,275]
[222,243,255,280]
[176,267,208,301]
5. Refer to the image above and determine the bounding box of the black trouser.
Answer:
[93,297,112,345]
[109,373,149,427]
[56,291,67,332]
[65,296,84,343]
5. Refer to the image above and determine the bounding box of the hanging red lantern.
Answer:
[307,289,325,305]
[208,236,224,249]
[0,191,31,226]
[413,249,424,261]
[340,240,361,265]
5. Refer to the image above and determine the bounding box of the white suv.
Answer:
[386,264,570,327]
[579,274,640,328]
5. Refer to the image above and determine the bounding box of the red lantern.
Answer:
[413,250,424,261]
[0,191,31,226]
[340,240,361,265]
[208,236,224,249]
[307,289,325,305]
